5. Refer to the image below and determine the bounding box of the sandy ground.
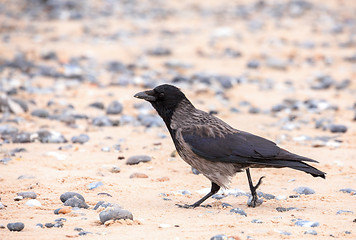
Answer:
[1,0,356,239]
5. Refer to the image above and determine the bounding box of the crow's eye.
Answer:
[159,92,165,98]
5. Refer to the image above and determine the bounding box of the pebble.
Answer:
[247,60,260,69]
[230,208,247,216]
[54,221,64,228]
[37,130,67,143]
[147,47,172,56]
[88,181,103,190]
[251,219,263,223]
[158,223,171,228]
[329,124,348,133]
[336,210,353,215]
[54,207,72,214]
[106,100,123,115]
[339,188,356,194]
[79,231,93,236]
[31,109,50,118]
[71,134,90,144]
[101,147,110,152]
[129,172,148,178]
[92,116,115,127]
[265,58,288,70]
[36,223,44,228]
[17,191,37,199]
[274,229,291,236]
[89,102,105,110]
[60,192,85,203]
[7,222,25,231]
[45,223,54,228]
[126,155,151,165]
[137,114,164,127]
[25,199,42,207]
[247,196,263,206]
[294,186,315,195]
[12,132,31,143]
[210,234,229,240]
[295,220,319,227]
[0,202,5,209]
[99,206,133,224]
[64,198,89,209]
[276,207,297,212]
[94,201,115,210]
[276,195,287,200]
[191,167,200,175]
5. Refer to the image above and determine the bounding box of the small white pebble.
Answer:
[276,195,287,200]
[159,224,171,229]
[25,199,42,207]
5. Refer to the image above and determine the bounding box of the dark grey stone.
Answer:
[60,192,85,203]
[7,222,24,231]
[31,109,50,118]
[17,191,37,199]
[64,197,89,209]
[106,101,123,115]
[126,155,151,165]
[12,132,31,143]
[329,124,347,133]
[92,116,114,127]
[339,188,356,194]
[210,234,228,240]
[276,207,297,212]
[71,134,90,144]
[336,210,353,215]
[89,102,105,110]
[45,223,54,228]
[99,207,133,224]
[294,186,315,195]
[37,129,67,143]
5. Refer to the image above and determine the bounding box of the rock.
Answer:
[336,210,353,215]
[54,207,71,214]
[126,155,151,165]
[71,134,90,144]
[304,229,318,235]
[12,132,31,143]
[230,208,247,216]
[339,188,356,195]
[36,223,44,228]
[294,186,315,195]
[79,231,93,236]
[60,192,85,203]
[191,167,200,175]
[45,223,54,228]
[64,197,89,209]
[210,234,229,240]
[101,147,110,152]
[129,172,148,178]
[17,191,37,199]
[92,116,114,127]
[31,109,50,118]
[0,158,12,164]
[7,222,25,231]
[88,181,103,190]
[251,219,263,223]
[54,221,64,228]
[158,224,171,228]
[276,207,297,212]
[37,130,67,143]
[247,196,263,206]
[310,75,334,90]
[25,199,42,207]
[106,101,123,115]
[276,195,287,200]
[274,229,291,235]
[247,60,260,69]
[89,102,105,110]
[137,114,164,127]
[147,47,172,56]
[295,220,319,227]
[99,206,133,224]
[266,58,288,70]
[93,201,115,210]
[329,124,347,133]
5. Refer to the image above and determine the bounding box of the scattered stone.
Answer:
[14,195,23,201]
[25,199,42,207]
[54,221,64,228]
[89,102,105,110]
[106,101,123,115]
[274,229,291,235]
[126,155,151,165]
[45,223,54,228]
[130,172,148,178]
[71,134,90,144]
[336,210,353,215]
[329,124,347,133]
[60,192,85,203]
[147,47,172,56]
[31,109,50,118]
[64,198,89,209]
[37,130,67,143]
[295,220,319,227]
[191,167,200,175]
[247,60,260,69]
[251,219,263,223]
[74,227,84,232]
[36,223,44,228]
[276,195,287,200]
[0,158,12,164]
[12,132,31,143]
[17,191,37,199]
[99,206,133,224]
[158,223,171,228]
[7,222,25,231]
[92,116,114,127]
[79,231,93,236]
[101,147,110,152]
[310,75,334,90]
[266,58,288,70]
[230,208,247,216]
[88,181,103,190]
[54,207,71,214]
[294,186,315,195]
[276,207,298,212]
[210,234,228,240]
[339,188,356,195]
[247,196,263,206]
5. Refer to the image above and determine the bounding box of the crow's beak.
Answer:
[134,90,156,102]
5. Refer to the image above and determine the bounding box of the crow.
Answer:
[134,84,326,208]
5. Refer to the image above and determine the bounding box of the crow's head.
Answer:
[134,84,189,122]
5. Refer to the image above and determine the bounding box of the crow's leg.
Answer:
[246,168,265,207]
[176,182,220,209]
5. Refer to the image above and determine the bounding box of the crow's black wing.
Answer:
[181,128,318,163]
